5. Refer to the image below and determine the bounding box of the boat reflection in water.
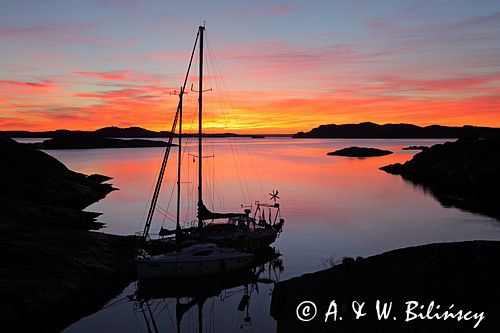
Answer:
[130,248,283,333]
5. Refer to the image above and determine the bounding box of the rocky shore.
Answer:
[0,137,139,332]
[271,241,500,332]
[380,137,500,220]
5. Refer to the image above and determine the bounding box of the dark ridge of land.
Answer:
[380,137,500,220]
[28,131,173,149]
[271,241,500,332]
[0,136,116,213]
[327,147,392,157]
[0,137,139,332]
[293,122,500,138]
[1,126,292,138]
[95,126,172,138]
[402,145,428,150]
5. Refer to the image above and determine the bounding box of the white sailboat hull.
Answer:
[137,244,254,279]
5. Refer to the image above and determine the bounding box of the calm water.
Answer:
[20,138,500,332]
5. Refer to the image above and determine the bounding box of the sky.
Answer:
[1,0,499,134]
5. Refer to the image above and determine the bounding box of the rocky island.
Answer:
[380,137,500,220]
[327,147,393,157]
[402,145,428,150]
[28,131,172,149]
[0,137,139,331]
[294,122,500,138]
[271,241,500,332]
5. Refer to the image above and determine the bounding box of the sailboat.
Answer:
[136,25,284,278]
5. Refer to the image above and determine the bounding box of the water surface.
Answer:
[33,137,499,332]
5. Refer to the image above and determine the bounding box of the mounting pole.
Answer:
[197,25,205,229]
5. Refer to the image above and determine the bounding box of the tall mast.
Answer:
[197,25,205,229]
[176,87,183,236]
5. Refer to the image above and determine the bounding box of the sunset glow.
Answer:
[1,1,499,133]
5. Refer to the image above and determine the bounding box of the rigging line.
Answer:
[178,90,198,225]
[203,43,245,197]
[205,35,265,199]
[204,38,248,205]
[138,137,170,233]
[204,84,216,210]
[203,53,246,209]
[208,46,265,202]
[157,205,188,224]
[205,35,252,200]
[138,90,173,232]
[163,300,176,330]
[207,38,257,202]
[159,174,177,229]
[179,81,197,225]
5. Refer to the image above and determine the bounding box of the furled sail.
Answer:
[197,201,246,221]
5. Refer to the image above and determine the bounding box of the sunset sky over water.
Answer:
[1,0,499,133]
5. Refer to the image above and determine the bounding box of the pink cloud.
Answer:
[0,80,56,89]
[74,70,169,84]
[268,4,292,15]
[213,41,390,78]
[74,71,131,81]
[0,23,91,38]
[372,73,500,92]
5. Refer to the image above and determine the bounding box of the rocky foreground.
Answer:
[380,137,500,220]
[0,137,139,332]
[271,241,500,332]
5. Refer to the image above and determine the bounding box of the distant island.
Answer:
[293,122,500,138]
[2,126,291,138]
[327,147,392,157]
[27,131,172,149]
[402,145,428,150]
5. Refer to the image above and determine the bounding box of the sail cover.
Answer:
[198,201,246,220]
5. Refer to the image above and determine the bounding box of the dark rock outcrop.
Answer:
[380,137,500,220]
[327,147,393,157]
[379,163,403,174]
[0,226,138,332]
[0,137,139,331]
[293,122,500,138]
[1,136,115,213]
[271,241,500,332]
[28,131,171,149]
